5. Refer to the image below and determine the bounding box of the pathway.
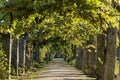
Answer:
[34,58,96,80]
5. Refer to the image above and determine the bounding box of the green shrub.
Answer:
[0,43,9,79]
[69,59,76,67]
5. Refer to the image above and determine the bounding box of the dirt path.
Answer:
[34,58,96,80]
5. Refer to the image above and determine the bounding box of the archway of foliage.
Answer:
[0,0,119,37]
[0,0,120,79]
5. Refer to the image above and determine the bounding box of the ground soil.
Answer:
[33,58,96,80]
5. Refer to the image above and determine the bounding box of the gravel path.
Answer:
[34,58,96,80]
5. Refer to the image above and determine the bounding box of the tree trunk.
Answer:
[23,40,26,74]
[117,17,120,79]
[76,47,83,70]
[82,43,88,73]
[16,39,19,76]
[19,38,24,67]
[117,46,120,79]
[104,28,117,80]
[30,45,33,67]
[72,45,76,60]
[88,36,97,76]
[9,34,12,80]
[96,34,106,80]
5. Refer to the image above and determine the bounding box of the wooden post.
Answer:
[96,34,106,80]
[104,28,117,80]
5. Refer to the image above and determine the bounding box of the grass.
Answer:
[11,68,44,80]
[11,62,51,80]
